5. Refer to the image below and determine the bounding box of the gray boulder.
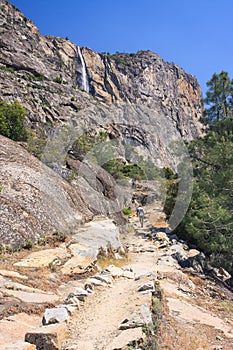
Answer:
[42,307,69,325]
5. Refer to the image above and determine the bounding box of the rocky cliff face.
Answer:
[0,0,203,168]
[0,135,94,247]
[0,0,204,246]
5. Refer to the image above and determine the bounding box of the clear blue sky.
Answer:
[9,0,233,95]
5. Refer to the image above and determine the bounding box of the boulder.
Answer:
[154,231,169,242]
[119,304,153,330]
[106,265,124,278]
[42,307,69,325]
[87,277,107,287]
[122,270,135,279]
[25,324,68,350]
[138,282,155,292]
[106,327,145,350]
[93,274,112,284]
[213,267,231,282]
[64,287,89,303]
[64,294,80,307]
[60,255,96,276]
[135,272,157,281]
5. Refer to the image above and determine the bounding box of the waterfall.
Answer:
[77,46,89,93]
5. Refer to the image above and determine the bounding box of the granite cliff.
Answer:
[0,0,203,163]
[0,0,204,246]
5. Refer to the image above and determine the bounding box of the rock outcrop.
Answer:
[0,134,130,246]
[0,135,94,246]
[0,0,204,170]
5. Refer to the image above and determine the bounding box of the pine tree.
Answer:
[174,72,233,278]
[204,71,233,123]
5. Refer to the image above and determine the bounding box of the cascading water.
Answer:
[77,46,89,93]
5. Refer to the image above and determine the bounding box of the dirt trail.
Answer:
[62,203,233,350]
[62,209,158,350]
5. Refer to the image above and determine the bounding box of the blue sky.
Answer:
[9,0,233,95]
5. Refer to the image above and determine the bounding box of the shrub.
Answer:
[23,239,33,250]
[53,77,62,84]
[52,231,67,242]
[0,65,15,74]
[0,100,28,141]
[162,167,178,180]
[122,207,132,215]
[37,236,49,246]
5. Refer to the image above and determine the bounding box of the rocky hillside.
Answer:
[0,134,131,247]
[0,0,203,169]
[0,135,92,246]
[0,0,204,246]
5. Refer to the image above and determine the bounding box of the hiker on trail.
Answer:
[136,205,144,228]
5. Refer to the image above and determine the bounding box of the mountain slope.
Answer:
[0,0,203,169]
[0,0,204,246]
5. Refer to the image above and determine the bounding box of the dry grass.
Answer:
[96,243,130,269]
[97,255,130,269]
[219,300,233,312]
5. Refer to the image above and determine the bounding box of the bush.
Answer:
[0,100,28,141]
[53,77,62,84]
[52,231,67,242]
[23,239,33,250]
[0,65,15,74]
[122,207,132,215]
[162,167,178,180]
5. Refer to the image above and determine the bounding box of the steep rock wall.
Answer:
[0,0,204,169]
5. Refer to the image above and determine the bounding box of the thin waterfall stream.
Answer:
[77,46,89,92]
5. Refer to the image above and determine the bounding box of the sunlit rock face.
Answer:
[0,0,203,169]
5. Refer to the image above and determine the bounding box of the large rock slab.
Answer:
[13,247,68,268]
[61,255,96,276]
[106,327,145,350]
[2,280,50,294]
[68,242,98,259]
[0,136,93,248]
[2,288,60,304]
[25,324,68,350]
[167,297,233,338]
[0,270,28,280]
[72,219,123,252]
[119,304,153,330]
[0,313,41,349]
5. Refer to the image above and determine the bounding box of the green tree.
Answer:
[0,100,28,141]
[0,110,9,137]
[174,72,233,277]
[204,71,233,123]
